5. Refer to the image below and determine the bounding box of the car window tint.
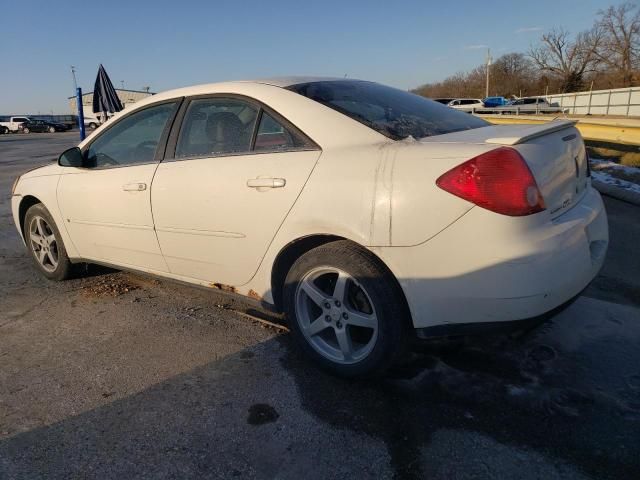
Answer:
[85,102,177,168]
[288,80,487,140]
[176,98,258,158]
[253,112,310,152]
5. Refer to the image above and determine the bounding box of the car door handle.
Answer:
[122,182,147,191]
[246,178,286,189]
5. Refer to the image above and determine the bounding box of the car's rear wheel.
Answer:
[89,122,98,129]
[283,240,409,377]
[48,126,55,133]
[24,204,74,281]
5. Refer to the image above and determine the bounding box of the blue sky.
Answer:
[1,0,612,113]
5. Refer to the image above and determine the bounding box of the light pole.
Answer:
[70,65,86,140]
[70,65,78,92]
[485,49,492,98]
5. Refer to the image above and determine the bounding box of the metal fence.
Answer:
[546,86,640,116]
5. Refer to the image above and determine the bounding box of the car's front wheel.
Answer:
[48,126,55,133]
[284,240,409,377]
[23,127,30,134]
[24,203,74,281]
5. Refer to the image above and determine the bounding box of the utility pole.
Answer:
[485,49,492,98]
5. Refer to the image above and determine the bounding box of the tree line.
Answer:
[413,2,640,99]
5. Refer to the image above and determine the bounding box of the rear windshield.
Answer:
[287,80,487,140]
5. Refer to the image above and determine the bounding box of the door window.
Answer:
[176,98,259,158]
[85,102,177,168]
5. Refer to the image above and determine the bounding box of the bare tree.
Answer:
[529,28,601,92]
[593,2,640,86]
[491,53,537,97]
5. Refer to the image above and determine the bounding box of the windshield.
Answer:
[287,80,488,140]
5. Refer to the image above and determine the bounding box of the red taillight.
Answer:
[436,147,545,216]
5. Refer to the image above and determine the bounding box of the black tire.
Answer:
[283,240,410,378]
[23,203,74,281]
[23,127,30,134]
[89,122,98,129]
[48,126,55,133]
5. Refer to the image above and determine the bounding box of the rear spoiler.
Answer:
[485,120,577,146]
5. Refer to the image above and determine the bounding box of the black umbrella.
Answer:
[92,64,123,116]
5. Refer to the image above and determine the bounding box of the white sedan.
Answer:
[11,78,608,377]
[448,98,485,112]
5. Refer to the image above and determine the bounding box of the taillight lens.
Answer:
[436,147,545,216]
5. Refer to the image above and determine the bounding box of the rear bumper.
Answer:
[414,289,582,339]
[374,184,608,331]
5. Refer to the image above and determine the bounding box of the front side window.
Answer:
[85,102,177,168]
[176,98,259,158]
[288,80,487,140]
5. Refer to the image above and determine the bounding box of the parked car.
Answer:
[483,96,508,108]
[0,116,31,133]
[500,97,564,114]
[447,98,485,111]
[20,119,68,133]
[432,98,455,105]
[84,114,103,129]
[11,78,608,377]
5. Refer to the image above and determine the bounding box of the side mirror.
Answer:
[58,147,84,167]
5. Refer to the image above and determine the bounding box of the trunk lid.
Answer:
[420,120,589,218]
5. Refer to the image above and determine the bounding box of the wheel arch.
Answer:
[18,195,43,240]
[270,235,412,328]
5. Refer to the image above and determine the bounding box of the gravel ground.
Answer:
[1,131,639,479]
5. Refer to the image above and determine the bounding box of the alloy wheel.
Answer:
[29,216,59,272]
[294,266,379,364]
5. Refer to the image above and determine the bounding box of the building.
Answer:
[68,88,154,115]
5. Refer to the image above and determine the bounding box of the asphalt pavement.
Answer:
[1,131,639,479]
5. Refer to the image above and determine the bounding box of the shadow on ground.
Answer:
[1,296,639,479]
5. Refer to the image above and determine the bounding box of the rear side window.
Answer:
[287,80,487,140]
[176,98,259,158]
[254,112,310,152]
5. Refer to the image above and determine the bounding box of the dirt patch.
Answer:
[81,277,140,298]
[210,283,236,293]
[247,289,261,300]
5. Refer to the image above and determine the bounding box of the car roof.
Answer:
[140,77,364,105]
[240,76,349,87]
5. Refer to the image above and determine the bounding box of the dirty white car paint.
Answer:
[11,78,609,376]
